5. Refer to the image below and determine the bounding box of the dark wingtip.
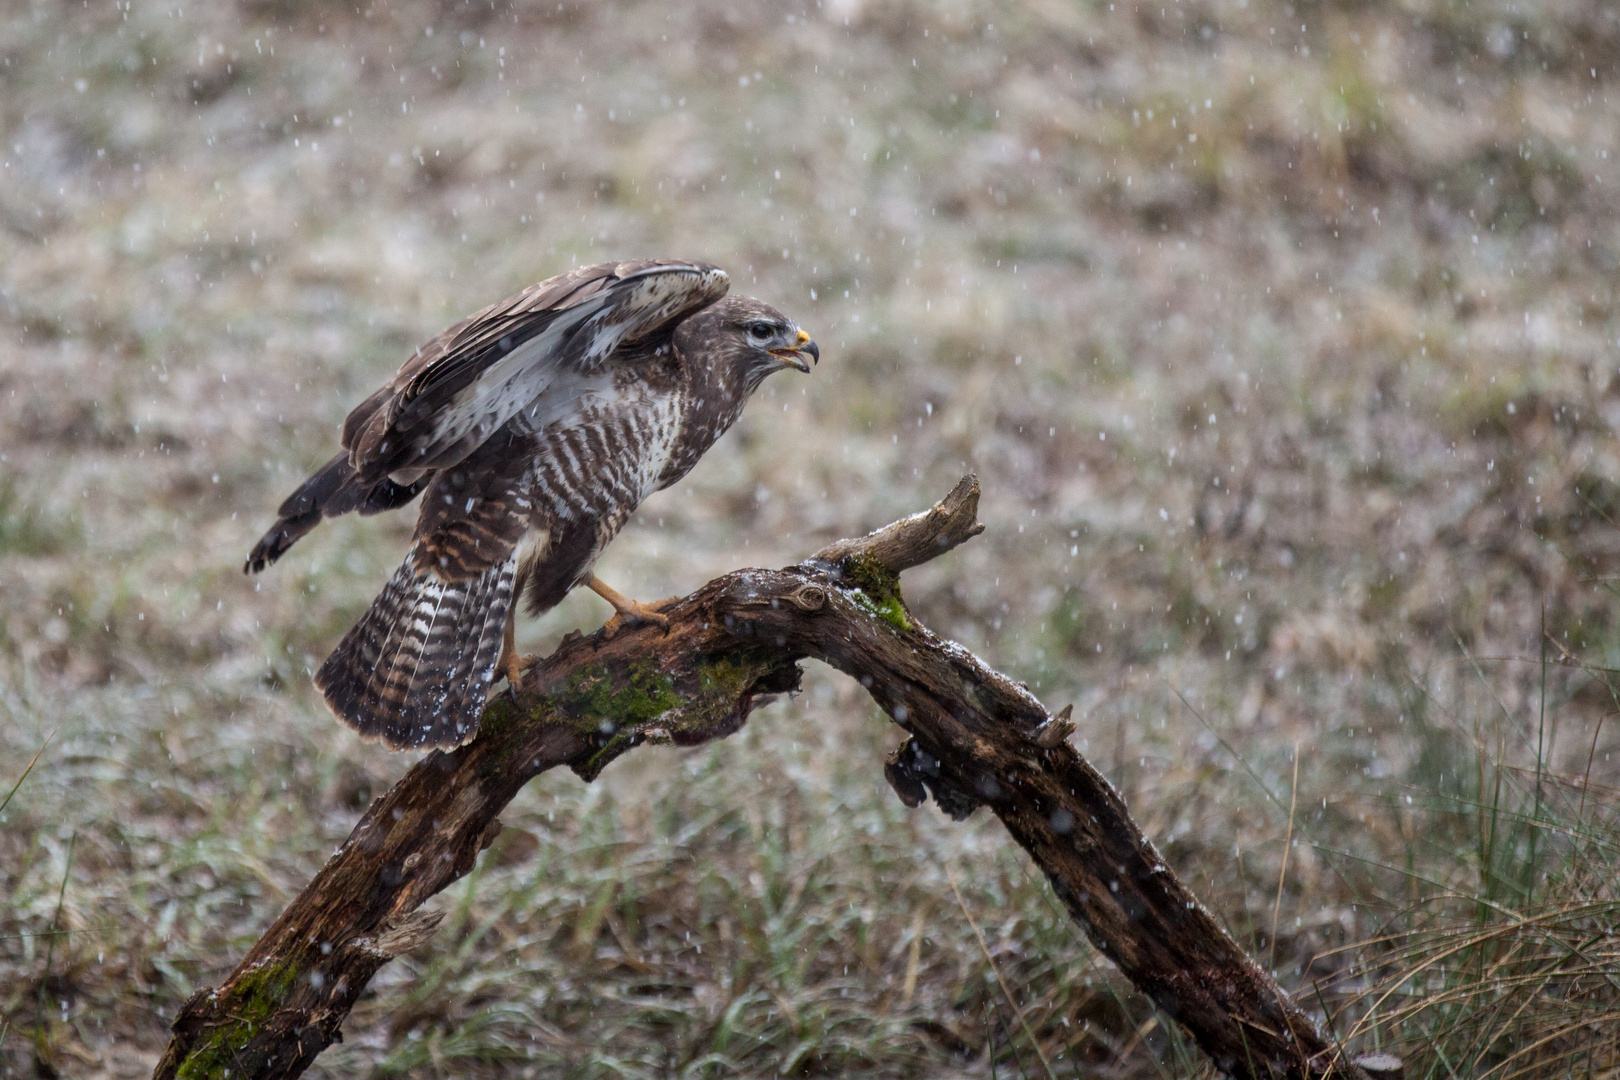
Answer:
[244,540,274,576]
[244,511,321,575]
[244,536,276,575]
[243,538,280,576]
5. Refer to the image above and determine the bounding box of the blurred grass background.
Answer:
[3,0,1620,1076]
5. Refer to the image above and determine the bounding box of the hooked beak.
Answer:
[769,329,819,373]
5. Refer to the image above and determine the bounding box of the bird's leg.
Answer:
[494,560,534,695]
[587,575,672,639]
[495,602,525,691]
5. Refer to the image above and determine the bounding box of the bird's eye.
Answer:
[747,322,773,342]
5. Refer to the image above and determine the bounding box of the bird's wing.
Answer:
[342,260,729,482]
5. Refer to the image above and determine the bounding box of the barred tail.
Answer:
[314,555,514,749]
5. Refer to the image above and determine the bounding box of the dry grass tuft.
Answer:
[1322,700,1620,1079]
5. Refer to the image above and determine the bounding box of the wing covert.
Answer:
[344,260,728,482]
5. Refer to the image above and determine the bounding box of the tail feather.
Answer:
[315,556,515,748]
[425,559,512,715]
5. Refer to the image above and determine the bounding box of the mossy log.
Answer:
[154,476,1370,1080]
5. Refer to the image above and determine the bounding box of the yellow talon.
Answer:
[588,576,672,639]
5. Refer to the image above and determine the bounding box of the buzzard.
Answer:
[245,260,818,749]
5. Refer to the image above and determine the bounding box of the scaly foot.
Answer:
[588,576,672,640]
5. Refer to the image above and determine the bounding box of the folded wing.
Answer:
[342,260,729,484]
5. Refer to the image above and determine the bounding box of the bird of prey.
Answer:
[245,260,818,749]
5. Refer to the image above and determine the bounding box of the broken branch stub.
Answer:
[154,476,1369,1080]
[808,471,986,574]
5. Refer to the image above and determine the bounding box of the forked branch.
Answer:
[155,476,1368,1080]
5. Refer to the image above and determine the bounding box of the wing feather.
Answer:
[344,260,728,483]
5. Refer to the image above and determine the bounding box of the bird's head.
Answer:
[676,295,819,392]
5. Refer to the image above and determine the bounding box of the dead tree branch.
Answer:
[155,476,1365,1080]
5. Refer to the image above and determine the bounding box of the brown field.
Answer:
[3,0,1619,1076]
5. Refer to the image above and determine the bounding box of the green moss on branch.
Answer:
[549,661,682,732]
[841,552,911,631]
[172,958,301,1079]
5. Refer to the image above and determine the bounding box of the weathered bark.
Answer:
[155,476,1366,1080]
